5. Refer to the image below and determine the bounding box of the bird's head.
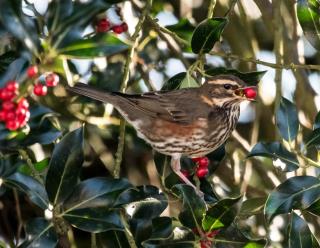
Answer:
[201,75,257,107]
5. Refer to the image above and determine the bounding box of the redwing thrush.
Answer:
[67,75,256,194]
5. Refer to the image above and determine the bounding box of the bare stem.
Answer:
[224,0,239,17]
[209,51,320,71]
[207,0,216,19]
[120,210,138,248]
[114,0,152,178]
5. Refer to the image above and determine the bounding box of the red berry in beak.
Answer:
[243,87,257,99]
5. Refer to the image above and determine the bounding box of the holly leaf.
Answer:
[5,172,48,209]
[57,33,128,58]
[287,212,320,248]
[191,17,228,54]
[202,196,241,232]
[166,19,194,52]
[276,97,299,142]
[248,142,299,172]
[45,127,84,205]
[305,128,320,148]
[265,176,320,222]
[18,218,57,248]
[161,72,199,91]
[206,67,266,86]
[297,0,320,51]
[173,184,206,229]
[239,197,266,217]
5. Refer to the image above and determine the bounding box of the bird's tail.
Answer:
[67,83,117,105]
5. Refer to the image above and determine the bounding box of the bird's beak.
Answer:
[234,86,257,101]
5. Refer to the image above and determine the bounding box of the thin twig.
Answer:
[120,210,138,248]
[209,51,320,71]
[114,0,152,178]
[13,189,23,246]
[18,149,43,184]
[207,0,216,19]
[224,0,239,17]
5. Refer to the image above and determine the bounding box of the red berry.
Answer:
[0,89,15,101]
[33,83,47,96]
[198,157,209,168]
[45,73,59,87]
[5,111,16,121]
[96,18,110,33]
[112,25,124,34]
[243,87,257,99]
[2,101,15,111]
[6,81,19,92]
[6,119,20,131]
[121,22,128,32]
[17,98,29,109]
[196,168,208,178]
[27,66,38,78]
[0,110,5,122]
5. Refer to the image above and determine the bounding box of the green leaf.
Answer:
[297,0,320,51]
[0,0,41,55]
[191,17,228,54]
[0,155,21,177]
[213,224,266,248]
[62,177,132,212]
[57,33,129,58]
[18,218,57,248]
[202,196,241,232]
[173,184,206,229]
[149,217,173,240]
[248,142,299,172]
[45,127,84,205]
[287,212,320,248]
[239,197,266,217]
[18,158,49,176]
[205,67,266,86]
[305,128,320,148]
[265,176,320,222]
[161,72,199,91]
[5,172,48,209]
[0,51,18,75]
[0,57,28,88]
[306,198,320,216]
[276,97,299,142]
[63,208,123,233]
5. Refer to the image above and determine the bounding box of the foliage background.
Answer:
[1,0,320,247]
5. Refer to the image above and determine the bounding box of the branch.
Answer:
[113,0,152,179]
[209,51,320,71]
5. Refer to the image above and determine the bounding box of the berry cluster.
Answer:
[0,81,30,131]
[95,7,128,34]
[96,18,128,34]
[27,66,60,97]
[192,157,209,178]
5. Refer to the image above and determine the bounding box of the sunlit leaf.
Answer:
[57,33,128,58]
[202,196,241,232]
[265,176,320,222]
[297,0,320,50]
[191,18,228,54]
[276,97,299,142]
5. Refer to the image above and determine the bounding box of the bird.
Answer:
[67,75,256,195]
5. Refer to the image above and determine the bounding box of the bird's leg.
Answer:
[171,156,204,197]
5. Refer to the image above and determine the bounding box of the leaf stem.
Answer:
[113,0,152,178]
[207,0,216,19]
[120,210,137,248]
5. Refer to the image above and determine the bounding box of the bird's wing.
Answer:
[114,89,198,125]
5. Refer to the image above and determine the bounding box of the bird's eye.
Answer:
[223,84,232,90]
